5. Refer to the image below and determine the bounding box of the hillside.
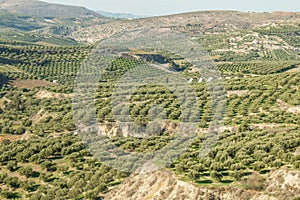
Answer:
[105,170,300,200]
[0,0,102,18]
[0,5,299,200]
[72,10,300,42]
[0,0,112,45]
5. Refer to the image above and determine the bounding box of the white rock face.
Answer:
[105,170,296,200]
[265,169,300,198]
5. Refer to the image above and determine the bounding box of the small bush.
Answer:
[241,172,265,191]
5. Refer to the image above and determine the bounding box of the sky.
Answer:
[44,0,300,16]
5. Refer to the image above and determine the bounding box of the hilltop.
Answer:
[0,0,102,18]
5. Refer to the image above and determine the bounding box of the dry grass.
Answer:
[0,131,29,142]
[8,79,56,89]
[35,90,72,99]
[227,90,249,97]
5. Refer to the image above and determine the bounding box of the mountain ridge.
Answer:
[96,10,146,19]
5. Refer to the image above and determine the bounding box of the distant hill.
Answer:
[0,0,103,18]
[73,10,300,43]
[0,0,112,45]
[96,10,146,19]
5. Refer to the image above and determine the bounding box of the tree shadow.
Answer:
[32,171,40,178]
[243,171,252,176]
[201,172,210,176]
[0,73,10,88]
[260,169,271,174]
[221,179,234,184]
[196,179,213,184]
[222,171,229,176]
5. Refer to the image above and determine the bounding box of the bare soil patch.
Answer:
[0,131,29,142]
[8,79,56,89]
[35,90,72,99]
[0,97,11,109]
[277,99,300,114]
[227,90,249,96]
[36,41,58,46]
[31,108,47,124]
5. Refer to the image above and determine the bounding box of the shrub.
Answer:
[18,166,34,178]
[15,126,26,135]
[210,171,223,182]
[229,170,244,181]
[7,160,18,171]
[241,172,265,191]
[4,176,20,188]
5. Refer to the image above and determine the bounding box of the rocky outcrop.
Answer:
[265,169,300,199]
[105,170,282,200]
[95,121,180,138]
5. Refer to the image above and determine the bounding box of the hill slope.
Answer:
[105,170,300,200]
[0,0,102,18]
[72,10,300,42]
